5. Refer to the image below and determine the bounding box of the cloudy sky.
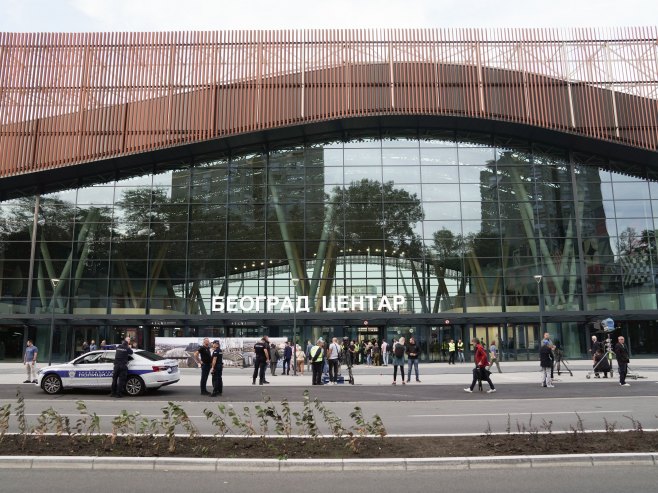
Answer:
[0,0,656,32]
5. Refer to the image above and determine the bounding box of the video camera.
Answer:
[591,317,616,334]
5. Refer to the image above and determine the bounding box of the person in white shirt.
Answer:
[381,340,389,366]
[327,337,342,384]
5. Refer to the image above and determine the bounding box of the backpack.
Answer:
[394,343,405,358]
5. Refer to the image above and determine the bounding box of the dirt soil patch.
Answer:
[1,432,657,459]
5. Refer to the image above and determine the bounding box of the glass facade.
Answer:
[2,130,658,361]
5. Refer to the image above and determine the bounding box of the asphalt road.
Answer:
[3,382,658,435]
[1,466,656,493]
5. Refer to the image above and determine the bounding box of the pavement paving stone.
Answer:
[2,359,657,470]
[2,359,658,387]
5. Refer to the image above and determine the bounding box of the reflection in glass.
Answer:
[1,131,657,323]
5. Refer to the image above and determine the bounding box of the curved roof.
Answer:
[1,28,657,190]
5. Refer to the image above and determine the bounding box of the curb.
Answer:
[0,453,655,471]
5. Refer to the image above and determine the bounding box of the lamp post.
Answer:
[291,278,299,376]
[48,278,60,366]
[533,274,543,336]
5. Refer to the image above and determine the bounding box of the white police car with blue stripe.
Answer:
[37,349,180,396]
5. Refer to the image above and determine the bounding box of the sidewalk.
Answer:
[3,359,658,387]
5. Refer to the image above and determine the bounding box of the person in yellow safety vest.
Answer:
[448,339,456,365]
[309,339,325,385]
[457,339,465,363]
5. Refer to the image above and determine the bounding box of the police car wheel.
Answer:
[125,376,145,396]
[41,374,63,394]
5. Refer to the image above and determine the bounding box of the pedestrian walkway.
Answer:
[2,359,657,387]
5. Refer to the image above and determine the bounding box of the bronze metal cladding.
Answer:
[1,28,657,179]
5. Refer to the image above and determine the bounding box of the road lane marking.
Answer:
[410,410,633,417]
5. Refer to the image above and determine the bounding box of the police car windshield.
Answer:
[134,350,165,361]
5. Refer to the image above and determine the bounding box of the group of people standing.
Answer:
[267,340,305,377]
[588,333,632,386]
[176,332,636,398]
[193,337,224,397]
[302,336,425,385]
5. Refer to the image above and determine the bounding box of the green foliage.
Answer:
[0,403,11,443]
[347,406,387,454]
[33,407,71,437]
[74,400,101,439]
[203,404,233,437]
[292,390,320,438]
[15,390,26,435]
[111,409,141,445]
[160,402,198,453]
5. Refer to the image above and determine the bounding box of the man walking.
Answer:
[23,340,38,384]
[252,335,270,385]
[194,337,212,395]
[406,336,421,382]
[110,337,133,397]
[614,335,631,387]
[210,340,223,397]
[488,340,502,373]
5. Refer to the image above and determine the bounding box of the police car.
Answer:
[37,349,180,396]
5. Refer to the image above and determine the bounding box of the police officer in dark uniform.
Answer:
[252,335,270,385]
[110,337,133,398]
[210,340,223,397]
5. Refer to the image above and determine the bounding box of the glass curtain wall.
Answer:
[2,130,658,355]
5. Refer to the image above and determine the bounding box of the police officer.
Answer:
[210,340,223,397]
[309,339,325,385]
[252,335,270,385]
[110,337,133,398]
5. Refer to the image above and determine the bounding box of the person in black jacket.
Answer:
[210,340,223,397]
[406,336,421,382]
[283,342,293,375]
[194,338,212,395]
[614,336,631,386]
[110,337,133,398]
[539,340,554,388]
[252,336,270,385]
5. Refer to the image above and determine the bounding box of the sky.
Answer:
[0,0,656,32]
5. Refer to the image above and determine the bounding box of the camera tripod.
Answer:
[554,348,573,377]
[586,349,615,379]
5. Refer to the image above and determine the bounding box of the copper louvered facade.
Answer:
[1,28,658,179]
